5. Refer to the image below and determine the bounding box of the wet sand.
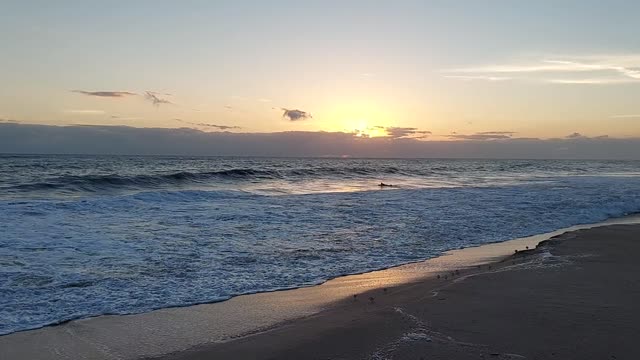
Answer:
[1,219,639,359]
[159,224,640,360]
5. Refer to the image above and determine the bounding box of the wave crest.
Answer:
[3,166,405,194]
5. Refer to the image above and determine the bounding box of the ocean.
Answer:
[1,154,640,335]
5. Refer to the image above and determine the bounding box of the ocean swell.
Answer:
[2,166,409,195]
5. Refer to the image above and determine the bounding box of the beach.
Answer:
[160,223,640,360]
[4,2,640,359]
[2,219,639,359]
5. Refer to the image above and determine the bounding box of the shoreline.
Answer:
[164,222,640,360]
[1,215,639,359]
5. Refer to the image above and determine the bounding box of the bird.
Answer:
[369,296,375,304]
[437,274,441,279]
[383,288,388,293]
[353,294,358,300]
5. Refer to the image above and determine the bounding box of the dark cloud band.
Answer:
[72,90,137,97]
[0,123,630,159]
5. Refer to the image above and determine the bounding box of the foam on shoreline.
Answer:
[1,214,639,360]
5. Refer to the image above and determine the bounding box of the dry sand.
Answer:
[158,224,640,360]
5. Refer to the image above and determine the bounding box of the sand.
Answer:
[1,218,639,359]
[158,224,640,360]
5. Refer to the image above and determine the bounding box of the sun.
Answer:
[321,101,393,137]
[348,119,388,138]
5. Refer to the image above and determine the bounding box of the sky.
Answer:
[1,1,640,157]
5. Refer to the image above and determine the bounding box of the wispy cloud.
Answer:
[144,91,173,107]
[111,115,142,120]
[565,132,609,140]
[448,131,515,141]
[174,118,241,131]
[544,60,640,79]
[64,110,105,114]
[73,89,177,107]
[354,126,430,139]
[444,75,511,81]
[281,108,312,121]
[72,90,137,97]
[384,127,431,139]
[445,55,640,85]
[548,78,636,84]
[476,131,517,135]
[611,114,640,118]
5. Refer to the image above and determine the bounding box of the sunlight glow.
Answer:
[320,100,395,137]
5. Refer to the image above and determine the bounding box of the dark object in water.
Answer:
[379,182,394,187]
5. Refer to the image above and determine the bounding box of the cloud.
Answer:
[476,131,517,135]
[611,114,640,118]
[448,131,515,141]
[64,110,105,114]
[565,132,609,140]
[543,59,640,79]
[73,89,178,107]
[353,126,431,139]
[444,75,511,81]
[144,91,173,106]
[449,134,511,140]
[549,78,636,84]
[174,118,241,131]
[0,118,20,123]
[384,127,432,139]
[72,90,137,97]
[281,108,312,121]
[2,123,638,159]
[111,115,142,120]
[566,132,585,139]
[444,55,640,84]
[257,98,272,103]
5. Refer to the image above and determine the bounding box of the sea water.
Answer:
[1,155,640,334]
